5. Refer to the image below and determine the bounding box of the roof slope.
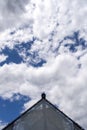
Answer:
[2,94,84,130]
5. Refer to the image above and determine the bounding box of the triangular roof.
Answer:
[2,93,84,130]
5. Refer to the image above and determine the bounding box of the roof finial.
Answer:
[41,93,46,99]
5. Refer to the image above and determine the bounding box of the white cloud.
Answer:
[0,120,7,130]
[0,53,87,129]
[0,0,87,39]
[0,0,87,61]
[0,54,7,62]
[0,0,29,31]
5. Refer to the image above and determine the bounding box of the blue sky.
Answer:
[0,0,87,129]
[0,94,30,123]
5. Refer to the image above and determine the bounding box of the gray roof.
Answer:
[2,93,84,130]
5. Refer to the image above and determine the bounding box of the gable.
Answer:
[2,97,84,130]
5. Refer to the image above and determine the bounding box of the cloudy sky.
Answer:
[0,0,87,129]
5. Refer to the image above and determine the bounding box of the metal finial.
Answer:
[41,93,46,99]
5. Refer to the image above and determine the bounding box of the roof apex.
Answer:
[41,93,46,99]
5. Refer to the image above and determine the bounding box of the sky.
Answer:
[0,0,87,129]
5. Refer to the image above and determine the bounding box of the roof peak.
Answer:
[2,93,84,130]
[41,93,46,99]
